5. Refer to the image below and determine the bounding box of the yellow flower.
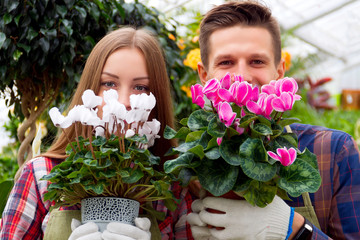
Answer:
[181,85,192,98]
[184,48,201,70]
[177,39,186,51]
[192,35,199,43]
[281,50,292,71]
[168,33,176,41]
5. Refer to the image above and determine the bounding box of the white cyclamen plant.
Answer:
[42,89,177,217]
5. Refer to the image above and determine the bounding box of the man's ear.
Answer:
[276,59,285,79]
[197,62,208,86]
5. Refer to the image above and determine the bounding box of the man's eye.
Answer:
[219,60,232,65]
[251,60,264,65]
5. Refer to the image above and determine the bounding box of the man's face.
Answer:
[198,25,285,86]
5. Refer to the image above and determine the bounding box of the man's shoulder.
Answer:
[289,123,351,137]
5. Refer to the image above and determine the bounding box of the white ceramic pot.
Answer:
[81,197,140,232]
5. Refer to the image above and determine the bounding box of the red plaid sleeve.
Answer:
[0,157,55,240]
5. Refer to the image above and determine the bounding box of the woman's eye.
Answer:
[101,82,116,88]
[134,85,149,92]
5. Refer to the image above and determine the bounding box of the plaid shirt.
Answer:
[287,123,360,240]
[0,157,194,240]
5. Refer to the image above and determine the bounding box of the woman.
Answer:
[0,27,194,240]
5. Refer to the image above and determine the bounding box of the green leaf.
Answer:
[239,115,258,128]
[186,130,204,142]
[278,159,321,197]
[278,118,301,128]
[197,158,238,196]
[39,38,50,52]
[17,43,31,54]
[204,147,221,160]
[173,141,198,153]
[12,49,23,61]
[163,125,177,139]
[99,170,116,178]
[92,136,107,146]
[164,152,194,173]
[188,145,204,159]
[84,159,97,167]
[26,27,38,41]
[187,109,214,131]
[297,148,318,170]
[275,133,298,148]
[243,180,277,207]
[239,138,276,182]
[179,118,188,126]
[85,183,104,195]
[0,32,6,49]
[207,116,226,137]
[0,180,14,215]
[251,123,273,136]
[122,168,144,184]
[3,13,12,24]
[220,140,242,166]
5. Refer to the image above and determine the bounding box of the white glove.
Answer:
[102,217,151,240]
[187,195,291,240]
[68,219,102,240]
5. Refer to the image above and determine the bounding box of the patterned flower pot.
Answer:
[81,197,140,232]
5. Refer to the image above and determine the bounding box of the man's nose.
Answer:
[234,62,252,83]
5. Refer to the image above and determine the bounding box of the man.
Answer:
[187,1,360,239]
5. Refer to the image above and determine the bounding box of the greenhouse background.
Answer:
[0,0,360,178]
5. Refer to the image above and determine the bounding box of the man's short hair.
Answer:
[199,1,282,69]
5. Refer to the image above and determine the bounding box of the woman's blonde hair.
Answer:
[15,27,175,179]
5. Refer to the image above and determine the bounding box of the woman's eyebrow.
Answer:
[102,72,118,79]
[133,77,149,81]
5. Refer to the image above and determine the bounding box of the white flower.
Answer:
[139,119,161,147]
[82,89,103,109]
[125,129,135,138]
[143,93,156,111]
[103,89,118,104]
[68,105,102,126]
[94,126,105,137]
[49,107,72,128]
[130,93,156,111]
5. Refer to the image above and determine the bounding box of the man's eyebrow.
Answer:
[250,53,271,61]
[213,54,233,62]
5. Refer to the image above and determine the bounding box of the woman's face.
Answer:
[97,48,150,117]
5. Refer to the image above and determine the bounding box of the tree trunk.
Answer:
[16,73,60,166]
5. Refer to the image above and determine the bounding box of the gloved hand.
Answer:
[187,195,292,240]
[102,217,151,240]
[68,219,102,240]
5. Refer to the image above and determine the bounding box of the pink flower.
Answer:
[218,88,235,102]
[234,118,244,135]
[267,147,297,166]
[191,84,205,108]
[217,102,236,127]
[220,73,231,90]
[203,78,221,101]
[217,137,223,146]
[233,74,244,82]
[230,81,255,107]
[246,93,275,119]
[272,92,294,112]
